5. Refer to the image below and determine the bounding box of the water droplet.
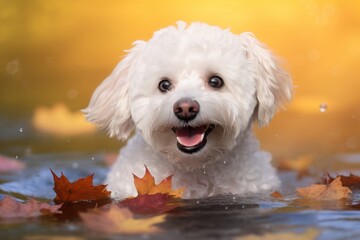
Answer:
[241,205,245,209]
[319,103,328,112]
[15,155,19,159]
[91,157,95,161]
[196,200,200,204]
[232,196,236,201]
[72,162,79,169]
[203,171,207,175]
[225,206,228,210]
[223,160,227,164]
[19,128,23,133]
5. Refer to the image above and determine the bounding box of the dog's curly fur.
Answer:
[84,21,292,199]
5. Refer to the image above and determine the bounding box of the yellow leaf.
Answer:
[79,204,164,234]
[238,228,320,240]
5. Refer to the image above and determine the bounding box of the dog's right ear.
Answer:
[83,41,146,140]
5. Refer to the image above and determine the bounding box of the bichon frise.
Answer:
[84,21,292,199]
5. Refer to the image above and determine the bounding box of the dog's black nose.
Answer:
[173,98,200,121]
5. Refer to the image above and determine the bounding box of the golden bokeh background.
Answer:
[1,0,359,158]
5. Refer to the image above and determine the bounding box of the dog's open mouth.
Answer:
[172,124,215,154]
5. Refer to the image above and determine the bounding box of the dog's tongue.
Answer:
[176,126,205,147]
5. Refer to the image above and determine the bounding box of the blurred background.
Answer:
[0,0,359,162]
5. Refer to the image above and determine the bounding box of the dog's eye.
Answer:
[158,79,172,93]
[208,76,224,89]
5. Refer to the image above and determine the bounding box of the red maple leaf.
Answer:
[51,169,111,204]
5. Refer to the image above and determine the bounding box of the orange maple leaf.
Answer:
[119,166,183,215]
[270,191,284,199]
[79,204,164,234]
[0,196,62,218]
[133,165,183,198]
[297,177,352,201]
[51,169,111,203]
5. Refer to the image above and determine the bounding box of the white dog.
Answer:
[84,21,292,199]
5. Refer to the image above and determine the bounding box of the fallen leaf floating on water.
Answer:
[237,228,320,240]
[120,193,179,215]
[0,155,25,173]
[25,236,84,240]
[79,204,164,234]
[0,196,62,218]
[32,103,96,137]
[120,165,183,214]
[297,177,351,201]
[323,172,360,189]
[270,191,284,199]
[51,169,111,204]
[133,165,183,198]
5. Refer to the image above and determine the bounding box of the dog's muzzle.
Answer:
[172,98,215,154]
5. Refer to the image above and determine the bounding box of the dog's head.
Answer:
[84,22,292,169]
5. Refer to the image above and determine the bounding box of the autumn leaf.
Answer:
[270,191,284,200]
[120,193,179,215]
[118,166,183,215]
[238,228,320,240]
[25,236,84,240]
[133,165,183,198]
[51,169,111,204]
[323,172,360,189]
[0,196,62,218]
[0,155,25,173]
[297,177,352,201]
[79,204,164,234]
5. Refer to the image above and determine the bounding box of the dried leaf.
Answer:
[25,236,84,240]
[0,196,62,218]
[133,165,183,198]
[79,204,164,234]
[238,228,320,240]
[51,169,111,204]
[297,177,351,200]
[270,191,284,199]
[0,155,25,173]
[120,193,179,215]
[323,172,360,188]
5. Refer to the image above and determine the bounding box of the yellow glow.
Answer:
[32,103,96,137]
[1,0,360,154]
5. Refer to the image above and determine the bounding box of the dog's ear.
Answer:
[240,32,292,127]
[83,41,145,140]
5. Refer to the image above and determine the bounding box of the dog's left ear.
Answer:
[240,33,292,127]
